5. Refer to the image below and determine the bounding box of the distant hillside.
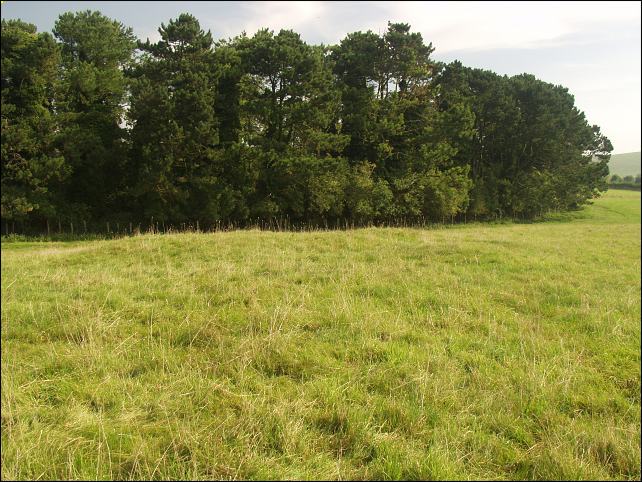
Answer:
[609,152,641,176]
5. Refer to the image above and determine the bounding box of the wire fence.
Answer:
[0,209,558,243]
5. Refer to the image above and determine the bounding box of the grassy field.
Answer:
[1,190,640,480]
[609,152,641,177]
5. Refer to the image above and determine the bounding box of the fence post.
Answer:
[58,218,62,234]
[83,220,87,234]
[129,222,132,234]
[70,222,74,236]
[46,219,50,237]
[106,221,110,234]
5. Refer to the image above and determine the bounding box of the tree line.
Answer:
[608,174,641,184]
[1,11,614,233]
[607,174,641,191]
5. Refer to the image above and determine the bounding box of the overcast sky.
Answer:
[2,1,640,153]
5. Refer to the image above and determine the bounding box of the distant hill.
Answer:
[608,152,641,177]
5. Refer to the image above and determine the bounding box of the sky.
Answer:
[2,1,640,153]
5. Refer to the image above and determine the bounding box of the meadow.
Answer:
[1,190,640,480]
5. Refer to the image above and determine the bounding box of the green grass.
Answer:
[2,190,640,480]
[609,151,641,177]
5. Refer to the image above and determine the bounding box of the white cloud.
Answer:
[373,1,641,53]
[225,1,326,37]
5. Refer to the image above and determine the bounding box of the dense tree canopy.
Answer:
[1,12,613,233]
[1,19,64,222]
[53,11,136,224]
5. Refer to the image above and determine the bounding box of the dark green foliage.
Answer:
[435,63,612,218]
[0,12,613,231]
[53,10,136,224]
[128,13,220,224]
[1,20,66,223]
